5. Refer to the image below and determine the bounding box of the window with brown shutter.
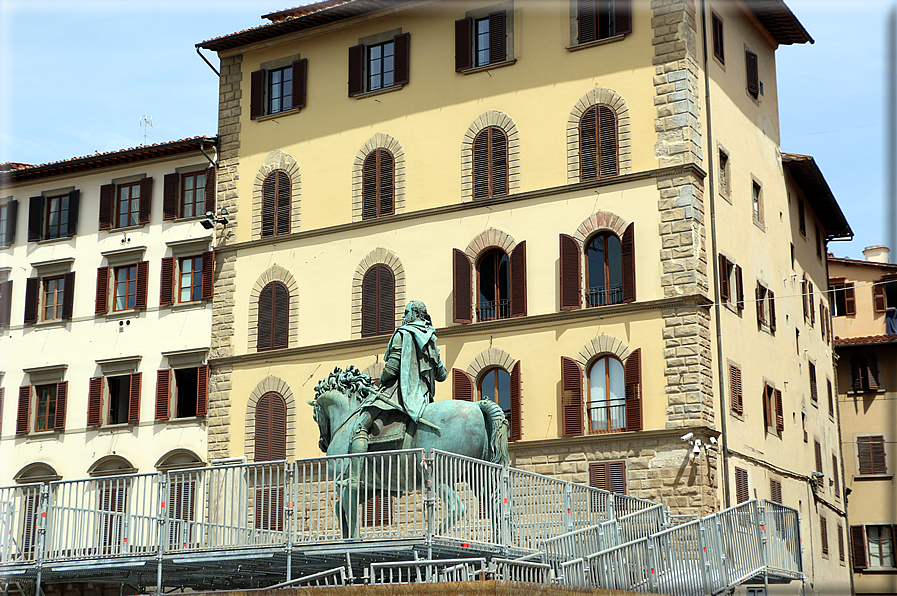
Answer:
[348,33,410,96]
[621,223,636,303]
[821,516,829,556]
[711,12,724,63]
[851,526,868,569]
[809,361,817,402]
[769,478,782,504]
[250,61,307,119]
[624,348,642,432]
[156,369,171,421]
[472,127,508,200]
[585,230,631,307]
[838,525,845,562]
[576,0,631,44]
[453,249,473,323]
[160,257,175,306]
[16,385,31,435]
[561,357,584,437]
[827,379,834,418]
[361,264,395,337]
[261,170,290,237]
[255,486,284,531]
[735,265,744,310]
[857,436,888,475]
[509,241,527,318]
[734,467,748,503]
[745,50,759,98]
[452,368,474,401]
[579,104,618,181]
[476,248,511,321]
[88,377,103,427]
[808,281,815,325]
[559,234,582,310]
[258,282,289,351]
[850,355,880,393]
[774,388,784,433]
[587,356,627,434]
[589,461,626,494]
[456,11,508,72]
[873,281,887,313]
[814,440,823,473]
[255,392,287,462]
[95,266,110,314]
[832,455,840,497]
[362,149,395,219]
[762,382,775,429]
[157,365,210,419]
[729,363,743,414]
[362,496,394,526]
[830,281,856,316]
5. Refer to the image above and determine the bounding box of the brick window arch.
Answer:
[254,392,287,462]
[579,104,618,180]
[567,89,631,183]
[245,376,296,461]
[361,264,395,337]
[362,149,395,219]
[257,282,289,351]
[262,170,291,237]
[472,126,508,199]
[253,150,301,239]
[453,348,522,441]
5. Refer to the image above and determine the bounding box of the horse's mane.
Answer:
[313,365,377,403]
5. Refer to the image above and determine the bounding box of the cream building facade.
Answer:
[197,1,851,591]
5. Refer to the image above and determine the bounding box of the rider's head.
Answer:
[403,300,430,326]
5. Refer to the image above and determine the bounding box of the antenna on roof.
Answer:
[139,115,153,146]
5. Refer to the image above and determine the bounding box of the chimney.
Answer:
[863,245,891,264]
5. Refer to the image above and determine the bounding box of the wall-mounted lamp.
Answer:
[200,208,229,230]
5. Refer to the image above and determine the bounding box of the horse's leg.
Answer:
[435,481,466,535]
[340,485,360,539]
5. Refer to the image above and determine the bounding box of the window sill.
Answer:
[159,416,206,426]
[858,567,897,573]
[719,191,732,205]
[458,59,517,75]
[34,235,75,245]
[846,389,887,396]
[566,34,626,52]
[33,319,69,329]
[752,218,766,232]
[351,84,405,100]
[93,423,136,435]
[102,309,144,321]
[106,224,147,233]
[24,430,61,441]
[255,107,302,122]
[163,300,210,312]
[853,474,893,481]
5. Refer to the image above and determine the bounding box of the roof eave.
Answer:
[744,0,814,45]
[782,153,852,240]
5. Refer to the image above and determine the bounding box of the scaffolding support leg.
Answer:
[155,558,162,596]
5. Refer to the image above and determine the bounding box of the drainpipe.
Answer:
[698,0,731,509]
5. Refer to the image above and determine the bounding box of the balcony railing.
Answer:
[476,298,511,321]
[587,284,624,308]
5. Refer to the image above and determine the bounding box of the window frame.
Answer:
[717,147,731,201]
[34,384,58,433]
[180,171,206,220]
[113,264,139,312]
[178,256,204,304]
[348,32,410,98]
[154,365,209,421]
[586,355,626,434]
[249,58,307,120]
[751,178,764,227]
[829,280,856,317]
[116,181,142,229]
[44,194,70,240]
[41,275,66,322]
[88,373,141,427]
[472,126,509,200]
[0,200,13,246]
[455,8,511,73]
[585,232,624,308]
[267,65,294,115]
[476,248,511,321]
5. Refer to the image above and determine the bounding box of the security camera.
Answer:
[812,471,824,479]
[200,219,215,230]
[692,443,701,455]
[205,211,214,218]
[681,432,694,441]
[709,436,718,445]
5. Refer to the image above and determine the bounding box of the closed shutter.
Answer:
[719,255,729,301]
[769,479,782,504]
[27,196,43,242]
[775,388,784,432]
[734,467,748,503]
[155,369,171,420]
[362,267,378,337]
[292,58,308,110]
[597,105,618,177]
[0,280,11,327]
[3,200,17,245]
[61,271,75,320]
[24,277,39,325]
[560,234,582,310]
[393,33,410,85]
[579,106,598,180]
[95,266,110,315]
[814,440,823,473]
[362,152,378,219]
[453,249,473,323]
[488,11,507,63]
[589,461,626,494]
[201,251,214,301]
[379,150,395,216]
[857,436,887,475]
[135,260,149,309]
[88,377,103,427]
[160,257,175,306]
[363,496,393,527]
[196,365,209,416]
[827,380,834,417]
[561,357,583,437]
[809,282,815,324]
[16,386,31,435]
[473,130,490,200]
[621,223,636,303]
[735,265,744,310]
[844,283,856,315]
[262,171,290,237]
[348,45,364,96]
[250,69,265,119]
[746,50,759,98]
[53,381,67,431]
[711,13,724,62]
[624,348,642,431]
[378,266,394,335]
[510,241,527,317]
[204,166,216,215]
[769,291,776,331]
[509,361,522,441]
[452,368,474,401]
[820,516,829,555]
[833,455,839,496]
[729,364,743,414]
[613,0,632,35]
[128,372,141,424]
[455,18,472,71]
[272,283,289,349]
[255,392,287,461]
[67,190,80,237]
[99,184,115,230]
[138,178,153,225]
[163,173,179,220]
[490,128,508,198]
[838,525,845,561]
[850,526,867,569]
[577,0,597,44]
[873,283,887,313]
[258,283,274,350]
[276,172,290,236]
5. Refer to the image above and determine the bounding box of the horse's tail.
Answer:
[477,399,510,466]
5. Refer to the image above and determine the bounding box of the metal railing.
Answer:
[587,284,624,307]
[369,558,486,584]
[476,299,511,321]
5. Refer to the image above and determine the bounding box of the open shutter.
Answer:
[99,184,115,230]
[3,200,17,245]
[379,266,395,335]
[128,372,141,424]
[0,280,12,327]
[24,277,39,325]
[510,241,527,317]
[455,17,473,71]
[621,223,636,303]
[163,173,179,220]
[867,356,880,391]
[53,381,67,431]
[578,0,597,44]
[769,291,776,331]
[624,348,642,431]
[613,0,632,35]
[204,166,216,215]
[87,377,103,427]
[746,50,759,98]
[756,283,764,325]
[250,69,265,119]
[453,249,472,323]
[17,386,31,435]
[844,284,856,315]
[272,283,289,349]
[509,361,522,441]
[201,252,214,301]
[361,267,378,337]
[138,178,153,225]
[135,261,149,309]
[66,190,80,237]
[160,257,175,306]
[155,369,171,420]
[393,32,410,86]
[560,234,582,310]
[729,364,743,414]
[452,368,474,401]
[61,271,75,320]
[775,388,784,432]
[735,265,744,310]
[348,45,364,96]
[850,526,867,569]
[809,282,815,324]
[292,58,308,110]
[96,266,110,315]
[27,196,43,242]
[196,365,209,416]
[873,283,886,313]
[561,357,583,437]
[488,11,507,63]
[718,255,729,301]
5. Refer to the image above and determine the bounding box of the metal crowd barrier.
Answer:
[369,558,487,584]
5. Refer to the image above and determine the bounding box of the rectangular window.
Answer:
[832,454,840,497]
[114,265,138,311]
[729,363,743,415]
[367,41,395,91]
[838,525,845,562]
[718,255,743,310]
[267,66,293,114]
[734,466,748,503]
[589,461,626,494]
[180,171,206,219]
[830,281,855,316]
[857,435,888,475]
[752,181,763,224]
[711,12,724,63]
[867,525,896,568]
[475,17,491,66]
[815,223,823,258]
[745,49,759,98]
[798,199,806,236]
[179,256,203,303]
[35,384,57,432]
[576,0,632,45]
[809,361,818,403]
[107,375,132,425]
[174,368,199,418]
[117,182,141,228]
[769,479,782,504]
[762,382,776,430]
[42,275,65,321]
[821,515,829,556]
[755,282,776,332]
[0,202,9,245]
[814,439,823,473]
[45,194,70,240]
[718,149,730,197]
[851,355,881,393]
[827,379,834,418]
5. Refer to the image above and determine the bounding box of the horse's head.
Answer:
[310,366,378,453]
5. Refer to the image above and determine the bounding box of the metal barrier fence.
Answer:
[492,558,553,583]
[369,558,487,584]
[0,483,42,564]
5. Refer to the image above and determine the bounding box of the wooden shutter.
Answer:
[67,189,80,237]
[53,381,67,431]
[862,436,887,474]
[850,526,867,569]
[490,128,508,198]
[201,252,214,301]
[275,171,290,236]
[827,380,834,417]
[362,152,378,219]
[561,357,583,437]
[711,13,724,63]
[560,234,582,310]
[99,184,115,231]
[378,266,394,335]
[258,283,274,350]
[204,166,216,215]
[844,283,856,315]
[810,363,818,402]
[613,0,632,36]
[775,388,784,432]
[734,467,748,503]
[452,368,474,401]
[762,383,771,428]
[272,282,289,349]
[138,177,153,225]
[510,241,527,317]
[292,58,308,110]
[838,525,845,561]
[509,361,522,441]
[393,33,410,85]
[160,257,175,306]
[379,150,395,216]
[489,11,507,63]
[0,280,11,327]
[95,266,110,315]
[255,393,287,461]
[27,196,43,242]
[348,45,364,96]
[624,348,642,432]
[127,372,141,424]
[3,199,17,245]
[809,281,815,324]
[88,377,103,427]
[61,271,75,320]
[873,283,887,313]
[820,516,829,555]
[832,455,839,496]
[16,385,30,435]
[163,173,179,220]
[769,291,776,331]
[756,283,765,325]
[597,105,618,177]
[472,129,489,200]
[745,50,759,98]
[769,479,782,504]
[579,106,598,181]
[250,69,265,119]
[455,17,473,71]
[814,440,823,473]
[24,277,39,325]
[135,260,149,309]
[729,364,743,414]
[362,267,377,337]
[718,255,729,301]
[621,223,636,303]
[196,365,209,416]
[578,0,597,44]
[589,462,606,490]
[361,265,393,337]
[735,265,744,310]
[255,394,271,461]
[607,461,626,494]
[453,249,473,323]
[155,369,171,420]
[867,356,880,391]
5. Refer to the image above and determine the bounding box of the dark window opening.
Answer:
[586,232,623,307]
[711,13,724,63]
[174,368,199,418]
[478,367,511,418]
[831,283,850,316]
[107,375,131,425]
[35,384,57,432]
[368,41,395,91]
[477,249,510,321]
[267,66,293,114]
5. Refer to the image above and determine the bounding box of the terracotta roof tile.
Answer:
[834,334,897,346]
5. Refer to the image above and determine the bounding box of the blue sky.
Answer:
[0,0,892,260]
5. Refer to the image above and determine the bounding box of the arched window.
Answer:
[586,232,623,307]
[478,367,512,417]
[254,392,287,462]
[579,104,618,181]
[262,170,291,237]
[472,126,508,200]
[257,282,289,351]
[559,221,634,310]
[362,264,395,337]
[471,361,521,441]
[587,356,626,433]
[362,149,394,219]
[477,248,510,321]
